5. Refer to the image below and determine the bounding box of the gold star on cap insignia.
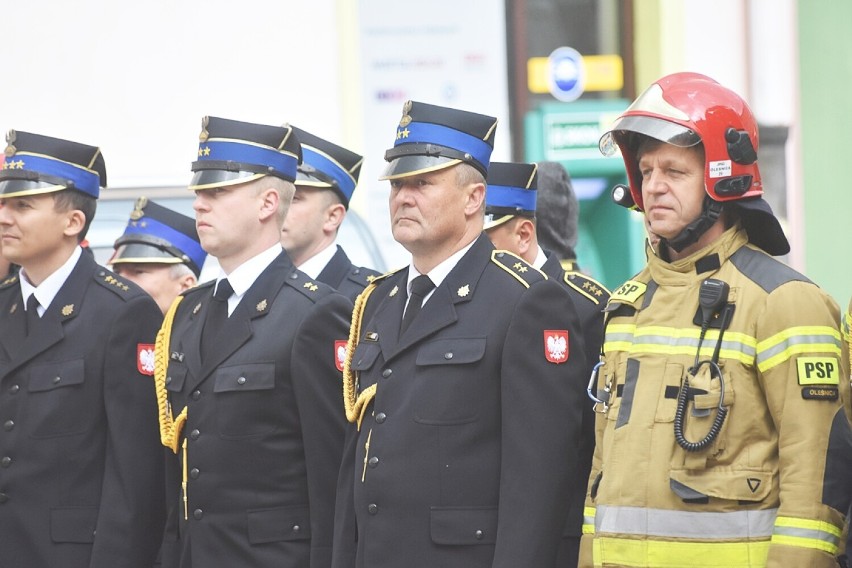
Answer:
[203,146,211,156]
[389,285,399,297]
[15,160,24,169]
[457,284,470,298]
[197,148,203,157]
[400,128,410,139]
[193,302,202,314]
[256,299,268,312]
[10,303,17,314]
[61,304,74,316]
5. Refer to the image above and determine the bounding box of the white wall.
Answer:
[2,0,341,188]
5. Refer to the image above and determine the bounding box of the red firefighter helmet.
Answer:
[600,72,762,211]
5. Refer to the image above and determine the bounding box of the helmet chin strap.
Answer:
[660,196,724,253]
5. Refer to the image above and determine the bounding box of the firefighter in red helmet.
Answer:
[581,72,852,568]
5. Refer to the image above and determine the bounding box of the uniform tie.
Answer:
[400,275,434,334]
[25,294,40,336]
[202,279,233,357]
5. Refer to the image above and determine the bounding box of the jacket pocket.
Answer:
[669,468,772,503]
[213,362,277,438]
[414,338,486,425]
[247,505,311,544]
[430,506,497,545]
[27,359,93,438]
[350,342,381,372]
[51,507,97,543]
[165,365,187,393]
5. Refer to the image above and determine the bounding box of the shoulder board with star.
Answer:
[490,250,546,289]
[365,267,405,287]
[286,269,335,301]
[562,271,610,306]
[93,270,142,300]
[0,273,18,290]
[346,265,383,288]
[180,279,215,298]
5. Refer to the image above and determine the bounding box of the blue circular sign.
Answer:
[548,47,585,102]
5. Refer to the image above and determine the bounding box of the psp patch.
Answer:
[610,280,646,305]
[796,357,840,385]
[544,330,569,364]
[137,343,155,376]
[335,340,348,372]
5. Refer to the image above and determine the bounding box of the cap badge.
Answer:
[61,304,74,317]
[129,197,147,221]
[389,285,399,297]
[256,299,268,312]
[199,116,210,142]
[457,285,470,298]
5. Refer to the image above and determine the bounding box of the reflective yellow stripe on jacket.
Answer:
[756,326,842,373]
[771,516,842,555]
[604,323,757,365]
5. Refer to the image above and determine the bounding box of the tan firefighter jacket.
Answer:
[580,226,852,568]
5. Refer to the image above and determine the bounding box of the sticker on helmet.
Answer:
[709,160,732,178]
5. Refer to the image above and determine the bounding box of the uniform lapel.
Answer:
[384,235,492,360]
[189,252,289,391]
[0,290,27,365]
[0,253,92,380]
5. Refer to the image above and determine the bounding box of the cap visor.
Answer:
[188,170,265,191]
[110,242,186,265]
[379,156,461,181]
[483,214,515,231]
[0,179,65,198]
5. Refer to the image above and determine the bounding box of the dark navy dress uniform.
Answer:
[483,161,609,567]
[332,102,587,568]
[0,131,165,568]
[156,117,352,568]
[291,127,381,302]
[540,254,609,567]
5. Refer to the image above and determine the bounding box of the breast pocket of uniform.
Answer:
[26,359,93,438]
[351,341,382,390]
[414,337,487,425]
[213,363,277,439]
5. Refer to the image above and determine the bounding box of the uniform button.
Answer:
[193,508,203,520]
[9,385,19,394]
[367,503,378,515]
[475,529,484,540]
[0,457,11,468]
[165,376,172,385]
[237,376,247,385]
[382,369,392,378]
[0,493,9,503]
[52,376,61,385]
[3,420,13,431]
[353,268,361,275]
[292,524,301,533]
[444,352,453,360]
[368,456,379,468]
[190,429,201,440]
[375,413,386,424]
[191,390,201,400]
[189,468,200,479]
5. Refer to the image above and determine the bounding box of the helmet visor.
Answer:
[600,115,701,156]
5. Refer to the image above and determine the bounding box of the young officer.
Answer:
[0,130,166,567]
[281,127,380,301]
[155,116,352,568]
